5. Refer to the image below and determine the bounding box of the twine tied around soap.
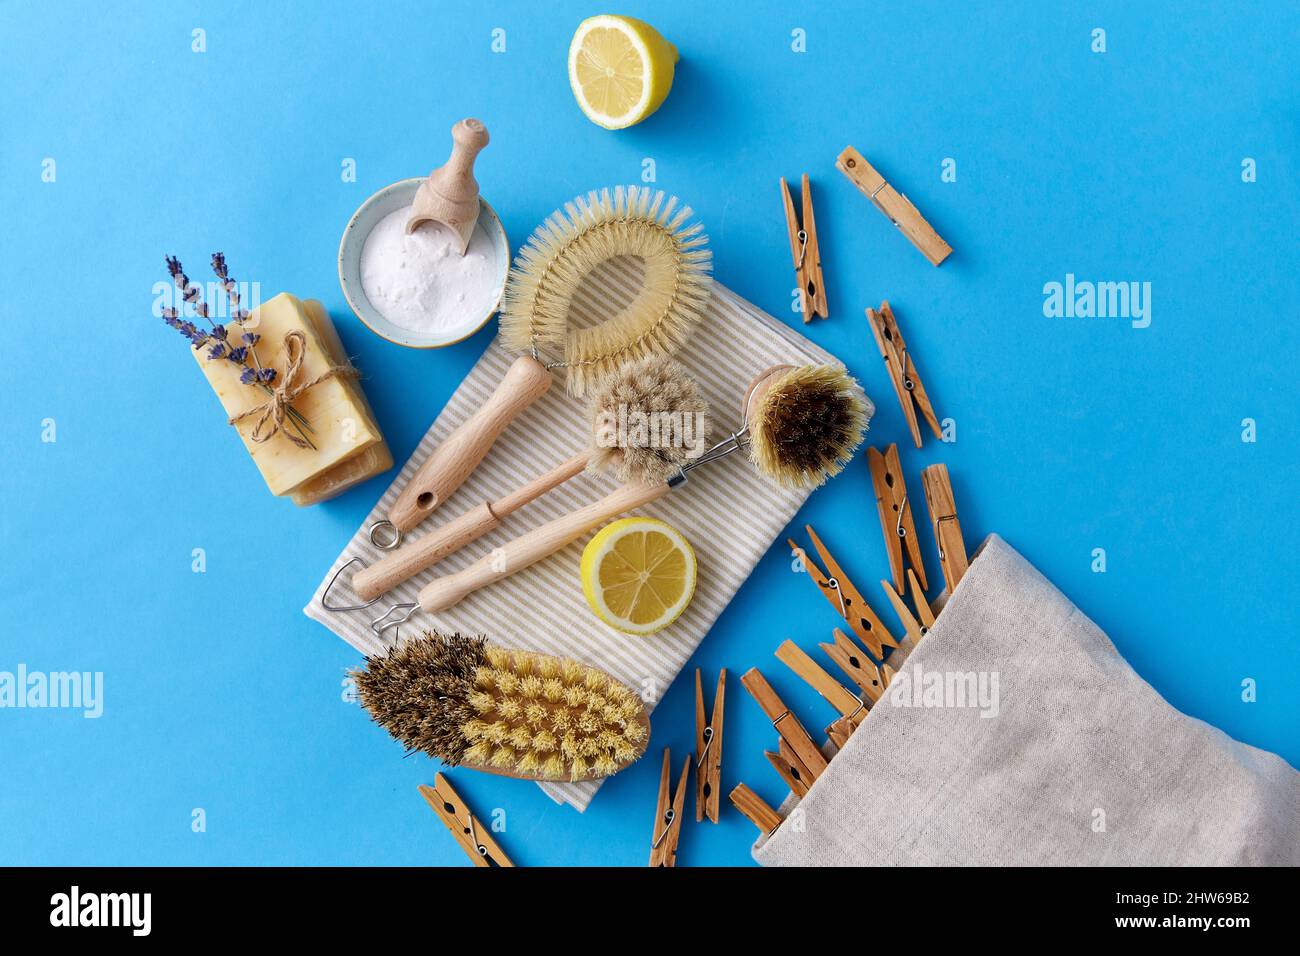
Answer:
[228,330,359,447]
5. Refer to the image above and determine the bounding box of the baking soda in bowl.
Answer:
[359,206,500,335]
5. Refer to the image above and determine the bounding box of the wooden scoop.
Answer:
[406,118,490,253]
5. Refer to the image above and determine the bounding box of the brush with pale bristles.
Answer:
[354,631,650,782]
[586,354,710,484]
[346,356,708,603]
[501,185,713,397]
[378,186,710,537]
[415,363,871,614]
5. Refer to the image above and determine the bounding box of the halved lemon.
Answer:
[568,15,678,130]
[581,517,697,634]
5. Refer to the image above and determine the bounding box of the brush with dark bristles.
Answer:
[415,362,871,614]
[354,631,650,782]
[743,364,869,489]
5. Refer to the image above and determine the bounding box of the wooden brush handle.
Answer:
[353,453,589,601]
[353,502,500,602]
[388,355,553,533]
[417,480,670,613]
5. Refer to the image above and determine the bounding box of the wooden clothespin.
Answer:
[741,667,829,780]
[836,146,952,266]
[729,782,784,837]
[921,464,969,592]
[775,639,867,728]
[867,443,928,595]
[908,568,936,633]
[825,714,856,751]
[648,748,691,867]
[764,739,813,797]
[880,579,924,645]
[789,524,899,658]
[819,627,887,703]
[418,773,514,867]
[866,301,942,449]
[694,668,726,823]
[780,174,828,323]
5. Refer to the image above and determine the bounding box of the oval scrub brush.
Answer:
[380,185,711,538]
[347,355,707,603]
[502,185,713,398]
[354,631,650,782]
[417,363,870,613]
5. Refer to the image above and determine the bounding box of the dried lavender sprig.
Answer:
[208,254,316,431]
[211,253,250,322]
[162,255,315,449]
[193,253,316,446]
[209,252,291,400]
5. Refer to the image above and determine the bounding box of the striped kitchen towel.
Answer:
[305,259,866,810]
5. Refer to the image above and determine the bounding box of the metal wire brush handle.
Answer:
[417,480,671,613]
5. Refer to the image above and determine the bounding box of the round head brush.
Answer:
[380,185,711,539]
[586,354,710,484]
[416,363,870,614]
[354,631,650,782]
[743,364,868,490]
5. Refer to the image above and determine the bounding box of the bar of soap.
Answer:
[289,299,392,505]
[192,292,389,502]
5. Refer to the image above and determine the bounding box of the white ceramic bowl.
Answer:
[338,178,509,348]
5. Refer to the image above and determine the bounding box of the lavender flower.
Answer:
[212,252,247,318]
[159,253,316,450]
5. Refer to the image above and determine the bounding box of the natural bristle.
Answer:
[501,186,713,397]
[748,365,870,489]
[586,355,709,484]
[352,632,650,782]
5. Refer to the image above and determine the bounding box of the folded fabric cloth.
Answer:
[755,535,1300,866]
[305,260,848,811]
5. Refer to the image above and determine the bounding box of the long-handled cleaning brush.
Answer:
[381,185,711,537]
[354,631,650,782]
[348,355,708,602]
[416,363,870,613]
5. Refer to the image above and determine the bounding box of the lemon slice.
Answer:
[581,517,697,634]
[568,15,679,130]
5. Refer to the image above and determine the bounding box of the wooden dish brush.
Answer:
[416,363,870,613]
[348,355,707,602]
[380,185,712,538]
[354,631,650,782]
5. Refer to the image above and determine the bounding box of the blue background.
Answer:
[2,1,1296,866]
